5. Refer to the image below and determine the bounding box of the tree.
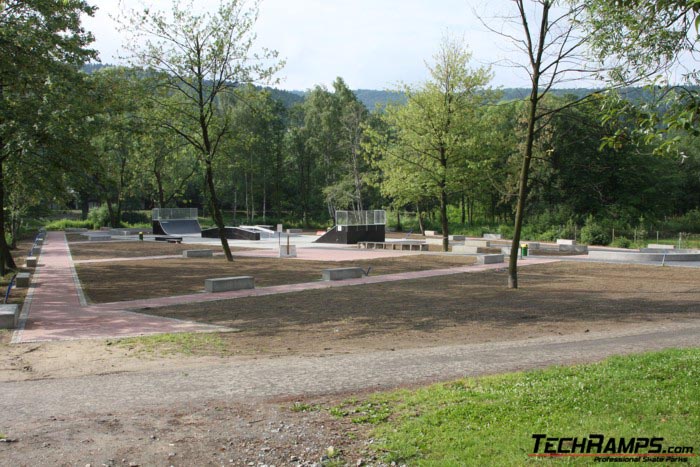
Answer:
[365,37,492,251]
[122,0,283,261]
[0,0,96,273]
[480,0,610,288]
[581,1,700,150]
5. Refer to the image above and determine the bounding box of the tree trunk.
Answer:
[440,187,449,252]
[416,203,425,236]
[396,209,402,232]
[508,92,539,289]
[461,192,466,225]
[205,161,233,261]
[0,160,17,275]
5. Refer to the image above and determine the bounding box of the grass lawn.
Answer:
[331,349,699,465]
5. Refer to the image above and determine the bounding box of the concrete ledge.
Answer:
[16,272,30,288]
[463,240,491,248]
[424,230,438,236]
[322,267,364,281]
[205,276,254,293]
[449,235,466,241]
[588,251,700,262]
[557,239,576,245]
[483,233,502,240]
[0,304,20,329]
[477,254,504,264]
[25,256,37,268]
[34,238,43,245]
[65,228,88,233]
[559,244,588,253]
[286,228,303,234]
[647,243,675,250]
[182,249,213,258]
[452,245,490,254]
[278,245,297,258]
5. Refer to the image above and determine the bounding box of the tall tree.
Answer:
[0,0,96,273]
[121,0,283,261]
[365,37,492,251]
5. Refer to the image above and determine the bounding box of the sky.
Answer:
[81,1,564,91]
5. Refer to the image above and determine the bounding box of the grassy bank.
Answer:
[331,349,699,465]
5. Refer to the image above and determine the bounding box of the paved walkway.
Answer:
[12,232,227,344]
[13,231,557,343]
[2,321,699,423]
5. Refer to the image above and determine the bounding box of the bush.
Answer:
[121,210,150,225]
[580,216,611,245]
[611,236,632,248]
[87,205,110,229]
[44,219,94,230]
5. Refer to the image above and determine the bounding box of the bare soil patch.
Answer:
[129,262,700,358]
[75,254,476,303]
[69,240,232,260]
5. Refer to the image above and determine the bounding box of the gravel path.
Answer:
[4,320,698,425]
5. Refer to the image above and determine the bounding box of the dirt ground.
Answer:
[126,261,700,357]
[2,247,700,465]
[70,240,234,260]
[75,253,476,303]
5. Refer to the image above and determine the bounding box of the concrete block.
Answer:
[523,242,540,249]
[449,235,467,241]
[483,233,502,240]
[424,230,437,236]
[322,267,364,281]
[463,240,491,248]
[559,244,588,253]
[25,256,37,268]
[557,239,576,245]
[647,243,675,250]
[286,228,303,234]
[15,272,30,288]
[278,245,297,258]
[34,238,43,245]
[89,235,111,241]
[452,245,489,254]
[0,304,19,329]
[182,249,213,258]
[205,276,254,293]
[477,254,504,264]
[65,228,88,233]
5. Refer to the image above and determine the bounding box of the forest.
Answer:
[2,0,700,276]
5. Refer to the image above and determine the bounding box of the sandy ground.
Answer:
[1,239,699,465]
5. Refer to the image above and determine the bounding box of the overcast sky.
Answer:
[81,1,567,91]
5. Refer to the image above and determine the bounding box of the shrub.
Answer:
[44,219,94,230]
[580,216,611,245]
[611,236,632,248]
[87,205,110,229]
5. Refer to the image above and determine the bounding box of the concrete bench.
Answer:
[452,245,490,254]
[204,276,254,293]
[182,249,213,258]
[25,256,37,268]
[477,254,504,265]
[647,244,675,250]
[463,239,491,248]
[15,272,30,288]
[155,236,182,243]
[0,304,20,329]
[322,267,364,281]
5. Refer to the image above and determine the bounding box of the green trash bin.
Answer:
[138,231,144,241]
[520,243,528,257]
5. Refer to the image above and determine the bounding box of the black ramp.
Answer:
[153,219,201,236]
[315,225,385,244]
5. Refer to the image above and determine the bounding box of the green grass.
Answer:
[331,349,699,466]
[115,332,228,356]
